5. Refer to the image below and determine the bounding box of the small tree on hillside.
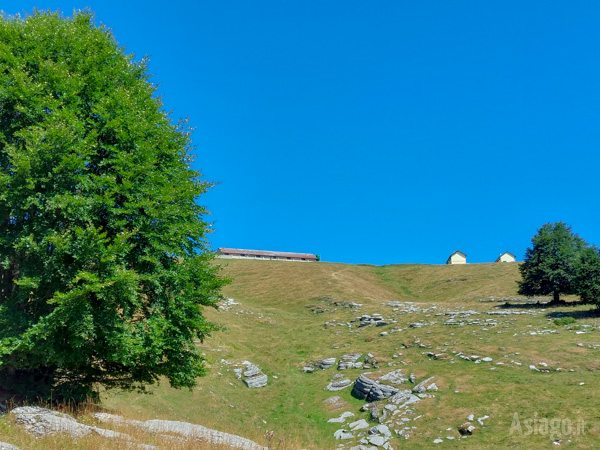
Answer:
[575,246,600,307]
[518,222,585,303]
[0,11,226,401]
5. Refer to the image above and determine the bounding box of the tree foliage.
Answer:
[0,10,226,400]
[575,246,600,305]
[518,222,585,303]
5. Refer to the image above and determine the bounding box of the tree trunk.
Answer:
[553,291,560,303]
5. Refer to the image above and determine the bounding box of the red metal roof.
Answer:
[217,248,317,260]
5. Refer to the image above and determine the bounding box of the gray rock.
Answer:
[0,443,20,450]
[368,435,387,446]
[433,438,444,443]
[352,373,399,401]
[352,374,377,400]
[11,407,130,440]
[303,365,314,373]
[412,376,435,394]
[369,424,391,438]
[349,419,370,431]
[378,370,408,384]
[328,411,355,423]
[389,390,421,408]
[409,373,416,383]
[334,429,354,440]
[243,373,268,388]
[326,378,353,391]
[316,357,337,369]
[94,413,266,449]
[368,383,400,401]
[243,364,260,377]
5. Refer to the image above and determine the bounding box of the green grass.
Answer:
[4,259,600,448]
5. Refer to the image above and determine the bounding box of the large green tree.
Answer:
[518,222,585,303]
[0,10,226,400]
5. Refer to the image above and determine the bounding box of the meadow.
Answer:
[2,259,599,448]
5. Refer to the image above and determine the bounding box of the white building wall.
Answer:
[498,253,516,263]
[449,254,467,264]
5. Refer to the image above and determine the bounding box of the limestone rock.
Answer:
[94,413,266,449]
[316,357,337,370]
[412,376,435,394]
[349,419,370,431]
[334,429,354,440]
[0,443,20,450]
[11,407,130,440]
[326,378,353,391]
[378,369,408,384]
[338,353,362,370]
[328,412,355,423]
[244,374,268,388]
[352,373,400,402]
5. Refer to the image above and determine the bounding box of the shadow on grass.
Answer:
[496,299,581,310]
[545,308,600,320]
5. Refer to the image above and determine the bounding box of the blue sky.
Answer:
[4,2,600,265]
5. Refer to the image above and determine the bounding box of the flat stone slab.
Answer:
[244,373,268,388]
[11,407,131,440]
[326,378,353,391]
[94,413,266,449]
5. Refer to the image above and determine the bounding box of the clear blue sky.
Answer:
[4,2,600,265]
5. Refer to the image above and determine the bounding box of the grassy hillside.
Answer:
[4,259,600,448]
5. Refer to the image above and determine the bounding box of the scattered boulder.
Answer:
[316,357,337,370]
[328,412,355,423]
[333,429,354,440]
[459,422,476,436]
[338,353,363,370]
[378,370,408,384]
[244,373,268,388]
[349,419,370,431]
[303,364,315,373]
[412,377,435,394]
[326,378,353,391]
[238,361,268,388]
[477,415,490,426]
[364,353,380,369]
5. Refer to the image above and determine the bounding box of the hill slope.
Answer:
[6,260,598,448]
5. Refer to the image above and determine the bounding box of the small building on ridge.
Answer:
[446,251,467,265]
[495,251,516,263]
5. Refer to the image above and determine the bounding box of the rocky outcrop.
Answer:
[351,374,400,401]
[11,407,132,440]
[93,413,266,449]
